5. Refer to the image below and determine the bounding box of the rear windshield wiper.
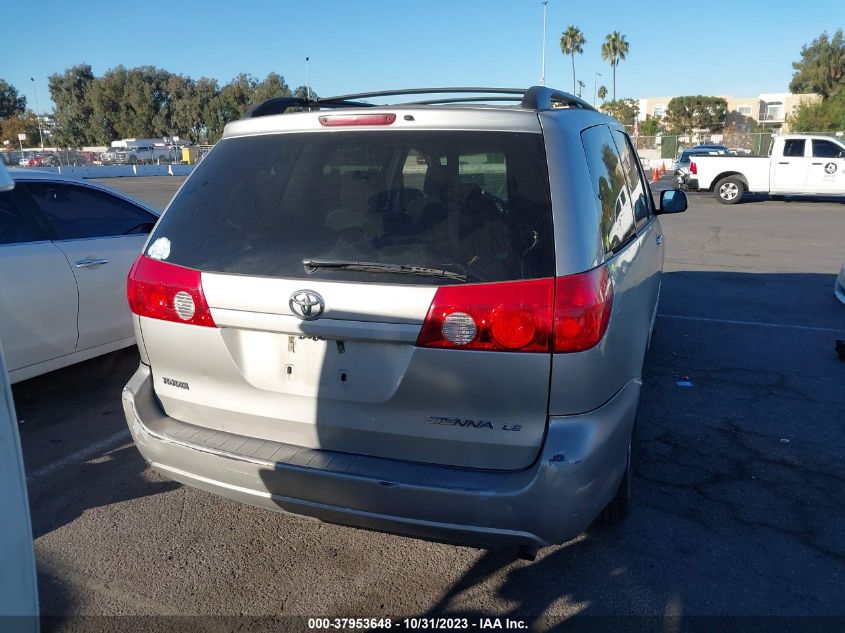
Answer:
[303,258,467,282]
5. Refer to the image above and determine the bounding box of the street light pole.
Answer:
[305,57,310,102]
[30,77,44,150]
[540,1,549,86]
[593,72,602,107]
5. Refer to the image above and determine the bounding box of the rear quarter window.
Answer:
[580,125,636,254]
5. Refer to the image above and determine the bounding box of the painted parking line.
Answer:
[26,429,131,484]
[658,313,845,334]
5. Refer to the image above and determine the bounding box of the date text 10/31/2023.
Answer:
[307,617,529,630]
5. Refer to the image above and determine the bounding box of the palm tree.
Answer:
[597,85,608,102]
[601,31,629,101]
[560,25,586,94]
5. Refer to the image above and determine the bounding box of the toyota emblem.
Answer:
[289,290,325,320]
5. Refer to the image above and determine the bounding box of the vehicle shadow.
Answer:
[14,348,181,540]
[739,193,845,205]
[257,269,845,619]
[400,270,845,619]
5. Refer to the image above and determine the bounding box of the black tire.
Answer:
[714,176,745,205]
[599,429,633,525]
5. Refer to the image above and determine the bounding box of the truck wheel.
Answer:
[599,428,633,525]
[715,176,745,204]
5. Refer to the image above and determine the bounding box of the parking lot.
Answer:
[14,177,845,626]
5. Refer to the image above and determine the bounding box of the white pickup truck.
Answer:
[684,134,845,204]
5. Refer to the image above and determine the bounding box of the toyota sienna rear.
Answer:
[122,86,686,556]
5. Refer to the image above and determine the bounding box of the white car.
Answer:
[1,170,159,383]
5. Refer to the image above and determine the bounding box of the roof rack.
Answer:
[245,86,597,118]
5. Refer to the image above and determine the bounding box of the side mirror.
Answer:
[658,189,687,214]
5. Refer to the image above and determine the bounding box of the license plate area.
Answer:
[219,328,413,402]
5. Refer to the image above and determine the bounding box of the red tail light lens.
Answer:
[127,255,216,327]
[416,278,554,352]
[319,113,396,127]
[416,268,613,354]
[554,266,613,353]
[690,161,697,175]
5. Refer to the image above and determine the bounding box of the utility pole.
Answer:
[577,80,585,99]
[305,57,311,102]
[540,1,548,86]
[30,77,44,150]
[593,72,602,107]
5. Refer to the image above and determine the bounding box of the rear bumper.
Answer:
[677,173,699,191]
[122,364,640,549]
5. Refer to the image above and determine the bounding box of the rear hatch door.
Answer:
[139,118,557,470]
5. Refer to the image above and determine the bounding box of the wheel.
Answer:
[714,176,745,204]
[599,428,633,525]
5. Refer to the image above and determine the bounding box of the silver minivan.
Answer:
[122,86,686,557]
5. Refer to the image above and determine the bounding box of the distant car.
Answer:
[101,147,122,165]
[1,170,159,383]
[836,263,845,305]
[674,148,723,186]
[21,154,57,168]
[691,144,729,155]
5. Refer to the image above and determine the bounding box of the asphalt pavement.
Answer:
[13,177,845,628]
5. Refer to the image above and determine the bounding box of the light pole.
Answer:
[305,57,310,102]
[540,1,549,86]
[593,72,602,107]
[30,77,44,150]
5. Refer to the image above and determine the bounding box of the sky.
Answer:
[1,0,839,112]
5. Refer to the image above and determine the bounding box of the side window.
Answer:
[612,130,653,228]
[812,140,844,158]
[782,139,806,158]
[0,190,42,245]
[22,183,156,240]
[581,125,636,254]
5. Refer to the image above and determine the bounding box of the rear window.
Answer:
[149,131,555,284]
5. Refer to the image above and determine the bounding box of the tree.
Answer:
[560,25,586,95]
[789,29,845,99]
[640,116,660,136]
[293,85,317,100]
[597,85,607,101]
[664,96,728,135]
[0,110,41,147]
[48,64,96,147]
[0,80,26,120]
[787,91,845,131]
[601,31,629,101]
[252,72,292,105]
[602,98,639,127]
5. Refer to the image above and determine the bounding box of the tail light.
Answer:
[690,161,698,175]
[553,266,613,353]
[127,255,216,327]
[416,267,613,354]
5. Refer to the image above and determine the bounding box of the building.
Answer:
[636,92,820,131]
